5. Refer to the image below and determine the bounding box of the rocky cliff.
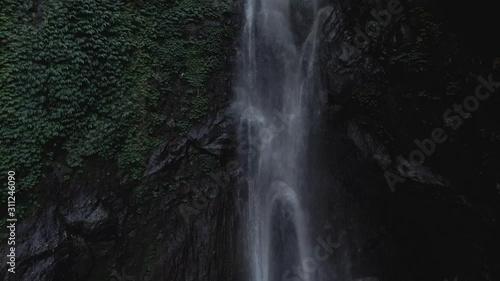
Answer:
[1,0,499,281]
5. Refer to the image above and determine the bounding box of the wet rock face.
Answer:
[1,204,94,281]
[317,0,500,280]
[0,110,241,281]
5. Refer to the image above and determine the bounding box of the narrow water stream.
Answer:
[234,1,328,280]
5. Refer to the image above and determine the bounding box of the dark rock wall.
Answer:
[316,0,500,281]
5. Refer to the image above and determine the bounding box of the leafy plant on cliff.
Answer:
[0,0,234,216]
[388,7,443,74]
[353,82,383,110]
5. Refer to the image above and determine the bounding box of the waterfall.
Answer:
[234,1,329,281]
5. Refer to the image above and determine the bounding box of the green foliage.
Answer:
[353,82,382,109]
[1,0,133,193]
[389,50,430,73]
[144,245,157,274]
[176,120,191,135]
[129,0,233,136]
[410,7,443,46]
[199,153,219,174]
[0,1,40,193]
[388,7,443,74]
[0,0,234,216]
[190,92,209,121]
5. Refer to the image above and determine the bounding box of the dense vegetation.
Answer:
[0,0,233,213]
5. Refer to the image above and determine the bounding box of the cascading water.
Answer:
[234,1,330,281]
